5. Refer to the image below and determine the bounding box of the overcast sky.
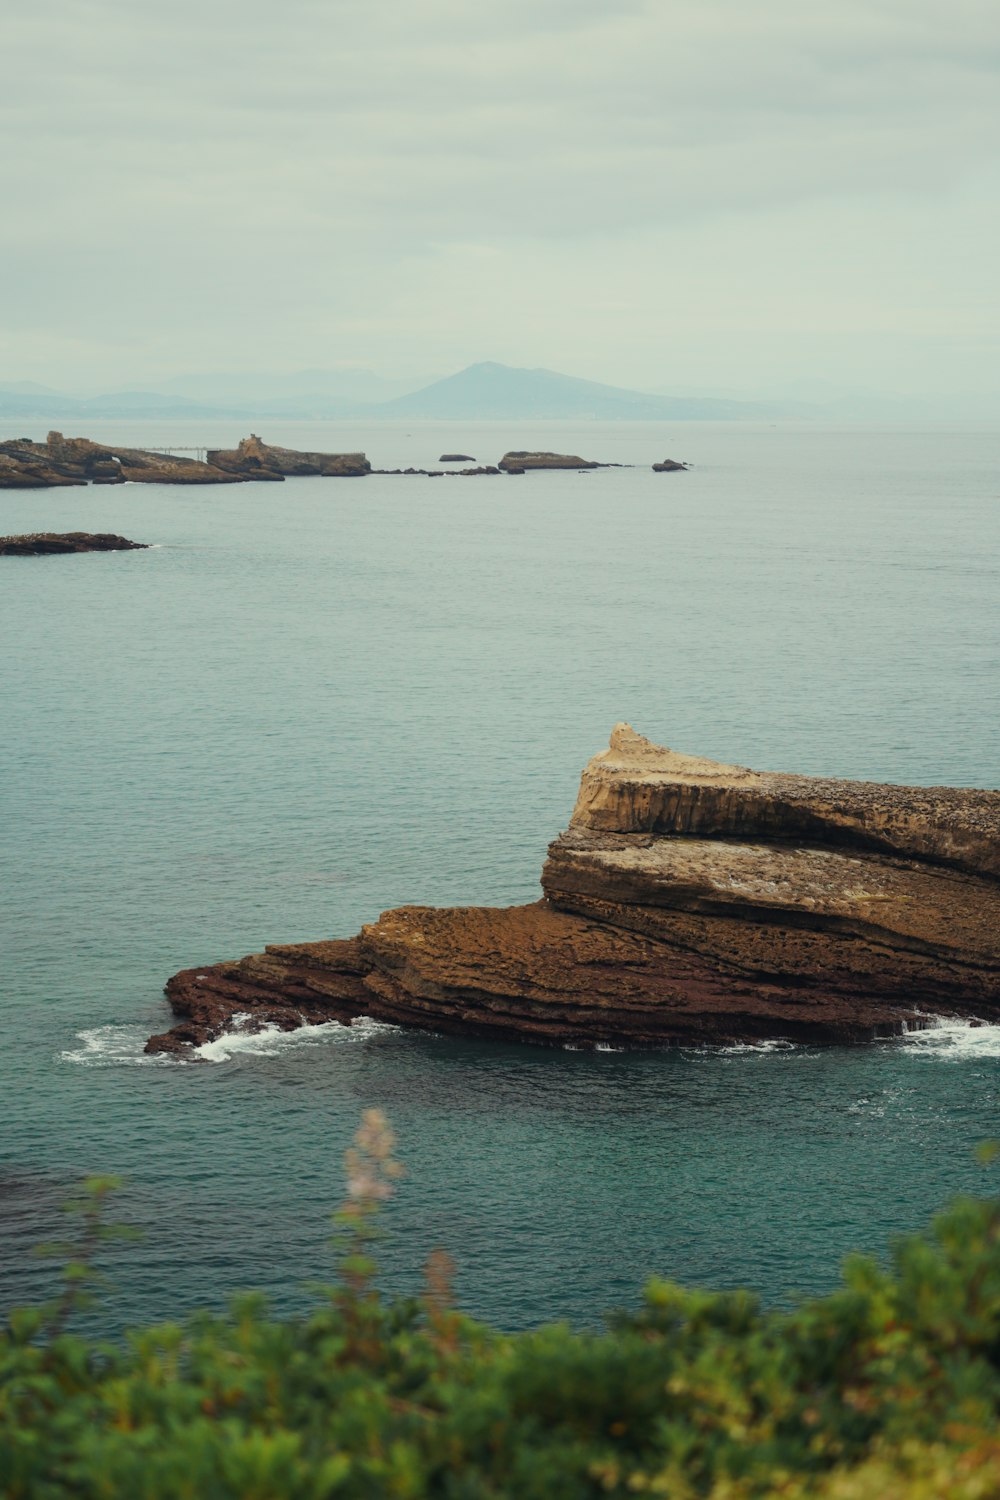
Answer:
[4,0,999,402]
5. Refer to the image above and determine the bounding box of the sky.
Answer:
[4,0,999,405]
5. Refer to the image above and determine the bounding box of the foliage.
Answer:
[3,1120,1000,1498]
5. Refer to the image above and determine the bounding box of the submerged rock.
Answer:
[150,725,999,1056]
[0,532,148,555]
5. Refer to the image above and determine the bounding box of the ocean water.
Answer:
[2,417,999,1332]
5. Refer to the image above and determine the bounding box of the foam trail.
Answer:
[62,1016,398,1067]
[193,1014,397,1063]
[899,1017,1000,1061]
[61,1025,175,1068]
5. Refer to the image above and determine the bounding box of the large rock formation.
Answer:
[0,532,148,555]
[207,435,370,478]
[0,433,371,486]
[0,433,243,486]
[149,726,1000,1057]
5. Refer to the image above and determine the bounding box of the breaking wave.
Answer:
[898,1017,1000,1061]
[62,1016,398,1067]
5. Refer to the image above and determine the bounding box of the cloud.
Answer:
[2,0,998,391]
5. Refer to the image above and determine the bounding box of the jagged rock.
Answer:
[0,431,370,486]
[0,532,148,555]
[207,434,369,478]
[652,459,688,471]
[439,453,476,463]
[0,433,244,486]
[499,451,600,471]
[0,439,86,488]
[150,725,1000,1056]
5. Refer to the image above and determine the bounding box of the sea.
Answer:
[2,417,998,1334]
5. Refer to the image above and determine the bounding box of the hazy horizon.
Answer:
[4,1,998,411]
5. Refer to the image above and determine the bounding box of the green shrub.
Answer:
[3,1115,1000,1499]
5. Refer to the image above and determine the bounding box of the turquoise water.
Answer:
[2,419,999,1331]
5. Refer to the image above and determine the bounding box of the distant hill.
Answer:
[373,362,804,420]
[0,362,809,425]
[0,386,244,422]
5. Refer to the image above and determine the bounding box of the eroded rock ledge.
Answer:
[149,725,1000,1056]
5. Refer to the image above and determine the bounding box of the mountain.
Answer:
[0,362,810,424]
[0,388,246,422]
[373,362,805,420]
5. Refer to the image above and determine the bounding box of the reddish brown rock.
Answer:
[150,725,1000,1056]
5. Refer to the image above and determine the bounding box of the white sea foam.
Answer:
[192,1014,395,1063]
[719,1038,799,1055]
[60,1025,175,1067]
[62,1016,398,1067]
[898,1017,1000,1061]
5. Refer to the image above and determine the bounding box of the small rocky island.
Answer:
[499,451,609,471]
[149,725,1000,1056]
[0,532,148,555]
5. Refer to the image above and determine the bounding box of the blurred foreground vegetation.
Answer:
[3,1117,1000,1499]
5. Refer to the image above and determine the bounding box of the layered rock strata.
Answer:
[0,433,371,486]
[206,435,370,478]
[0,532,147,555]
[150,726,999,1057]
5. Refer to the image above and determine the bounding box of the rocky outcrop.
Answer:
[0,433,243,486]
[207,435,369,478]
[149,725,999,1057]
[499,451,600,472]
[439,454,476,463]
[0,532,148,555]
[0,439,86,488]
[652,459,688,472]
[0,432,371,486]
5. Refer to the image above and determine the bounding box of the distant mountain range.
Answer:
[373,363,805,420]
[0,363,809,424]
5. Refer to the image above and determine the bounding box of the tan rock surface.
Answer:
[149,725,1000,1056]
[207,434,370,478]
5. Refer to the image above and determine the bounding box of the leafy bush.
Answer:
[3,1117,1000,1498]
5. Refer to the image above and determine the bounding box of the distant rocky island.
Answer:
[0,432,371,487]
[0,433,688,487]
[0,532,147,555]
[149,725,999,1056]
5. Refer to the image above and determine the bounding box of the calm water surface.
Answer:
[2,419,998,1330]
